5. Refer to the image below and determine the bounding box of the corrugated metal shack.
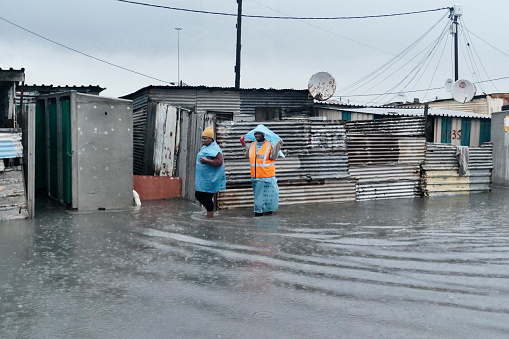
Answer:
[345,116,427,200]
[316,104,493,198]
[315,104,491,147]
[121,86,314,200]
[421,143,493,196]
[396,93,509,116]
[215,120,356,209]
[1,68,29,220]
[0,129,28,220]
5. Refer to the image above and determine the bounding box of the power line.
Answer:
[339,13,449,96]
[0,15,175,85]
[464,27,509,59]
[461,18,499,93]
[116,0,449,20]
[335,86,444,98]
[335,76,509,99]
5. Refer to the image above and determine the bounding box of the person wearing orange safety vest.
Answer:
[240,125,283,217]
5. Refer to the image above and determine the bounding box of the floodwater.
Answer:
[1,188,509,339]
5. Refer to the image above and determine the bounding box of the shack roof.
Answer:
[315,103,490,119]
[20,84,105,95]
[0,68,25,83]
[122,85,308,99]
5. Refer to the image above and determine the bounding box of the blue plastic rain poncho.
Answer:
[243,125,282,213]
[243,124,285,158]
[195,141,226,193]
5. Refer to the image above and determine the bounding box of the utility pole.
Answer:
[452,5,463,81]
[175,27,182,86]
[235,0,242,89]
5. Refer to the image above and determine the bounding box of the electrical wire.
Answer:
[117,0,449,20]
[368,23,449,104]
[338,12,448,96]
[349,18,450,104]
[460,17,499,93]
[0,15,175,85]
[384,23,450,104]
[463,27,509,59]
[421,30,450,102]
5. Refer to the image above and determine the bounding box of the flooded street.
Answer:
[1,188,509,338]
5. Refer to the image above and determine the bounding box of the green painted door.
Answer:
[460,118,471,146]
[479,119,491,144]
[61,99,72,205]
[48,102,58,197]
[35,102,47,190]
[441,117,452,143]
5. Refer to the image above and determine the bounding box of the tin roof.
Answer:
[316,103,491,119]
[20,84,105,95]
[0,68,25,82]
[122,85,308,99]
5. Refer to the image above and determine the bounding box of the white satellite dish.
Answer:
[308,72,336,101]
[451,79,476,103]
[444,78,453,92]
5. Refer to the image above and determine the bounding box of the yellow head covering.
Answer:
[202,127,214,139]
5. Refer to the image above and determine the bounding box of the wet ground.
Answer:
[1,188,509,338]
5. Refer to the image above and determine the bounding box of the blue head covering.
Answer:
[243,124,285,158]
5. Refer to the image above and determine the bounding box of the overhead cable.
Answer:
[461,18,499,93]
[338,12,448,95]
[0,16,174,85]
[116,0,449,20]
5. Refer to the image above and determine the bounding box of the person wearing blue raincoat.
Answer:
[195,127,226,218]
[240,124,284,216]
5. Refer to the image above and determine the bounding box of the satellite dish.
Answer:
[444,78,453,92]
[308,72,336,101]
[451,79,476,103]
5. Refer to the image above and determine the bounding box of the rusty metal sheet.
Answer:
[350,165,422,200]
[356,181,420,200]
[0,168,28,221]
[347,136,426,166]
[345,117,426,200]
[153,104,180,176]
[421,142,493,195]
[218,179,357,209]
[346,116,426,136]
[216,120,351,208]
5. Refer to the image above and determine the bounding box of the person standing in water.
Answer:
[195,127,226,218]
[240,125,283,217]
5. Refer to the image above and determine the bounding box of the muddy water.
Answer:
[1,188,509,338]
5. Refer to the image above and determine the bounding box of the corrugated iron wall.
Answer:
[346,117,427,200]
[421,142,493,196]
[215,120,356,209]
[0,130,28,220]
[133,105,147,175]
[239,90,313,121]
[0,131,22,159]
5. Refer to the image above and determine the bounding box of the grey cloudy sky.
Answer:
[1,0,508,105]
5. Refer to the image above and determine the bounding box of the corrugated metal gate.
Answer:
[346,117,427,200]
[421,142,493,195]
[215,120,357,209]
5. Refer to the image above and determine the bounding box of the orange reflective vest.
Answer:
[249,140,275,178]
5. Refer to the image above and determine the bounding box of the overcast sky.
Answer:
[1,0,508,105]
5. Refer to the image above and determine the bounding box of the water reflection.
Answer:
[1,189,509,338]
